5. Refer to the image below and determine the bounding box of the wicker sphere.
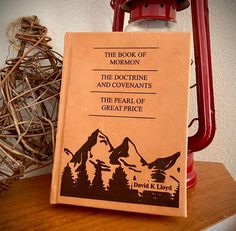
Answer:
[0,16,62,193]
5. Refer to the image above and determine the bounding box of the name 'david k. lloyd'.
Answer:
[132,182,173,192]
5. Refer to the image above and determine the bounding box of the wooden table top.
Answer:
[0,161,236,231]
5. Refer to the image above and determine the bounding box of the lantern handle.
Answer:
[111,0,126,31]
[188,0,216,152]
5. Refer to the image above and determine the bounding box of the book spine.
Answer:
[50,33,72,204]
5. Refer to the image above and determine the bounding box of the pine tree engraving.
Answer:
[108,165,130,201]
[171,184,179,207]
[74,167,90,197]
[90,162,106,198]
[60,164,74,196]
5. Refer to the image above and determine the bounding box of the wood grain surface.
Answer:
[0,161,235,231]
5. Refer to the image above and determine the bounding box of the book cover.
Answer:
[50,32,191,217]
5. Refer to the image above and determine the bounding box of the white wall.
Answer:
[0,0,235,180]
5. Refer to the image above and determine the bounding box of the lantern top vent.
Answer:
[121,0,190,12]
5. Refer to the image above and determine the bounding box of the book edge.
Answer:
[50,33,72,204]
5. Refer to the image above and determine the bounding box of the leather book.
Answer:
[50,32,191,217]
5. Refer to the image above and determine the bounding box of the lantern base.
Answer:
[187,152,197,189]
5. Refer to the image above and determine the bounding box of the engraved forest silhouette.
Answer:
[61,129,180,207]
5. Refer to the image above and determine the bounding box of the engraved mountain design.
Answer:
[65,129,113,170]
[61,129,181,207]
[110,137,148,170]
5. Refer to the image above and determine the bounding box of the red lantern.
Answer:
[110,0,216,188]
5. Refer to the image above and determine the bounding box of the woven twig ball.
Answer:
[0,16,62,193]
